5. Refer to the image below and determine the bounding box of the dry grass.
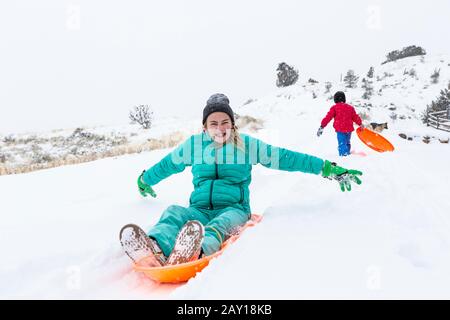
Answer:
[0,131,186,176]
[235,114,264,132]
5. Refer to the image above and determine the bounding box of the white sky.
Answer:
[0,0,449,134]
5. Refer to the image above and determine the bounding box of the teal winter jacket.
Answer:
[142,132,324,214]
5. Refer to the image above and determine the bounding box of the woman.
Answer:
[120,93,363,267]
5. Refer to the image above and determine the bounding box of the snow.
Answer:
[0,116,200,171]
[1,55,450,299]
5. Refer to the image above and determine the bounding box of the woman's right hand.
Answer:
[137,170,157,198]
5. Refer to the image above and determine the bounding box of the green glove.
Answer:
[137,170,157,198]
[322,160,363,192]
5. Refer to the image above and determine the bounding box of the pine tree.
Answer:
[367,67,374,78]
[382,45,426,64]
[432,82,450,111]
[276,62,299,87]
[422,82,450,123]
[343,70,359,88]
[408,68,417,78]
[430,69,440,84]
[361,78,374,100]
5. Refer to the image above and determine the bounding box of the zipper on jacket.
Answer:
[209,151,219,210]
[239,185,244,204]
[209,179,214,209]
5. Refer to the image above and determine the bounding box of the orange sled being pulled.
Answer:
[133,214,262,283]
[356,127,395,153]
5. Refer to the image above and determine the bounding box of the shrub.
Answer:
[382,45,426,64]
[129,105,154,129]
[276,62,299,87]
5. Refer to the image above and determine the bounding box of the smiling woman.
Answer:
[204,112,232,144]
[119,93,364,272]
[202,93,243,148]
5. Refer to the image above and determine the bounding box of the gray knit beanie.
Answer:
[202,93,235,124]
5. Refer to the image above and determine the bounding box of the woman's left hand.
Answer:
[322,160,363,192]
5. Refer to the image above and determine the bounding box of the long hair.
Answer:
[229,125,244,150]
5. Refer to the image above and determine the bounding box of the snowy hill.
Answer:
[1,54,450,299]
[237,54,450,140]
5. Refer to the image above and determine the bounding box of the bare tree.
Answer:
[129,105,154,129]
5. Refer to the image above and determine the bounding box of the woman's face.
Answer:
[204,112,233,144]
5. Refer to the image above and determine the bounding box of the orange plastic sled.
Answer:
[133,214,263,283]
[356,127,395,152]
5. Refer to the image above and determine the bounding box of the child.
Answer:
[120,93,363,267]
[317,91,363,156]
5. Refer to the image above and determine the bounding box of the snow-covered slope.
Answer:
[0,116,200,173]
[1,55,450,299]
[237,54,450,138]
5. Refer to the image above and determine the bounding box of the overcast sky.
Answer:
[1,0,449,134]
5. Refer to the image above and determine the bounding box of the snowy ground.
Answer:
[0,116,200,172]
[1,55,450,299]
[1,106,450,299]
